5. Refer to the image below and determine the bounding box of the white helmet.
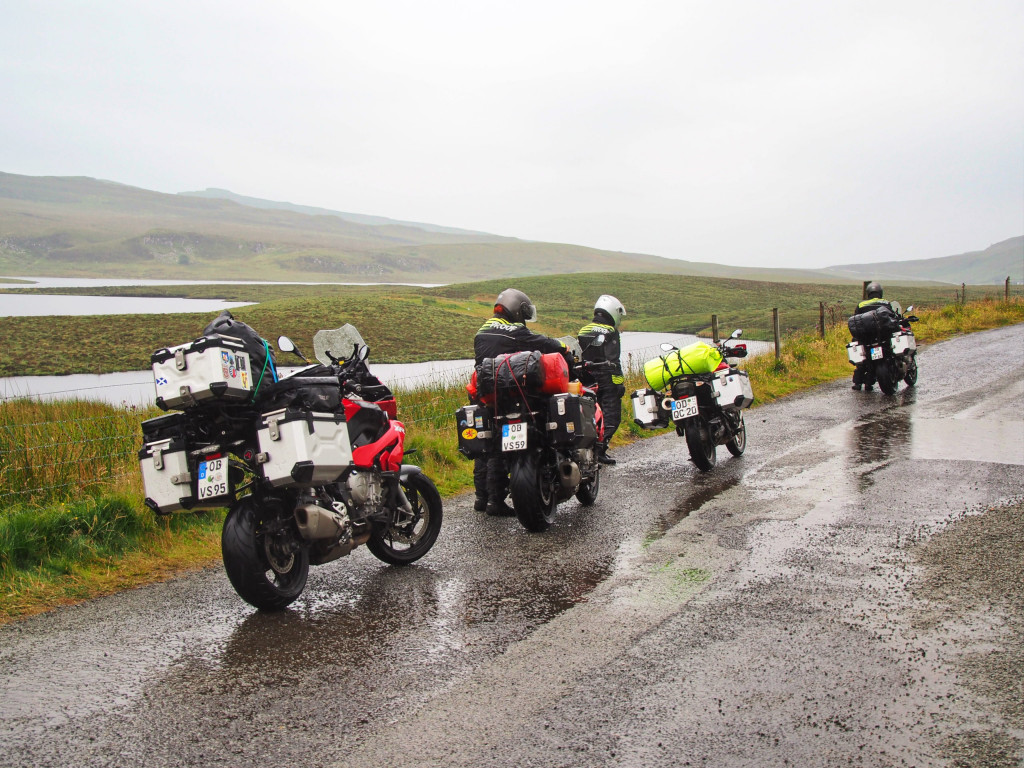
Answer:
[594,295,626,328]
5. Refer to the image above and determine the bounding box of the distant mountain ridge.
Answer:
[179,188,499,237]
[823,237,1023,286]
[0,172,1018,285]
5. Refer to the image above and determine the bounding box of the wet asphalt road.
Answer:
[1,325,1022,768]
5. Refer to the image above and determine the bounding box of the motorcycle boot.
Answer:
[598,444,617,465]
[486,498,515,516]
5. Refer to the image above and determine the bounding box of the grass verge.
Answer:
[1,297,1021,622]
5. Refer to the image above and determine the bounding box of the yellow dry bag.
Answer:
[643,341,723,390]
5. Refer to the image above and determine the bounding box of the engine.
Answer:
[346,469,385,516]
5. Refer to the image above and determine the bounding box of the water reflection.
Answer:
[849,404,914,491]
[648,473,742,541]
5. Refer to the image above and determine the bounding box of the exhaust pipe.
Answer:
[558,460,581,490]
[294,503,345,540]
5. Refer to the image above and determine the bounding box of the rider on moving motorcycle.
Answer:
[851,281,897,391]
[472,289,568,516]
[577,295,626,465]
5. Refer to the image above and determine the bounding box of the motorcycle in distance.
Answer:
[631,330,754,472]
[456,338,609,532]
[139,319,443,610]
[846,303,920,395]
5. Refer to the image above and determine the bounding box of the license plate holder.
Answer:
[196,456,231,501]
[501,422,527,452]
[671,396,699,421]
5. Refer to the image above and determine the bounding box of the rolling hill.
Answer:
[1,172,1018,285]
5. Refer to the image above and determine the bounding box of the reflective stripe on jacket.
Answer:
[577,319,624,384]
[474,317,565,364]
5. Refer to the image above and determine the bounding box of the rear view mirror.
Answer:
[730,329,743,339]
[278,336,295,353]
[660,342,677,352]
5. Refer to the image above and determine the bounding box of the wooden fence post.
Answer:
[862,281,870,300]
[819,301,825,338]
[773,308,781,361]
[1007,276,1011,302]
[711,314,719,343]
[962,282,966,304]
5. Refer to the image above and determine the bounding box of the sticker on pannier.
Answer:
[151,335,254,409]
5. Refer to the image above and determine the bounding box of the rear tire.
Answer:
[510,452,558,532]
[725,412,747,457]
[684,418,717,472]
[222,496,309,611]
[367,472,443,565]
[876,360,899,395]
[904,356,918,387]
[574,464,600,506]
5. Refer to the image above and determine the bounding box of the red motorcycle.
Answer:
[140,319,442,610]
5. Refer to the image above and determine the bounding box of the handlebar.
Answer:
[580,360,617,372]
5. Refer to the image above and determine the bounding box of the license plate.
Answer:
[197,456,230,500]
[501,422,527,452]
[671,396,699,421]
[870,346,884,360]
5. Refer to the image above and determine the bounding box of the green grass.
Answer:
[2,272,1014,376]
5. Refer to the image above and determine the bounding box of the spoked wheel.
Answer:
[367,472,443,565]
[510,452,558,532]
[574,462,600,506]
[725,412,747,457]
[904,356,918,387]
[684,418,717,472]
[222,496,309,611]
[876,360,899,395]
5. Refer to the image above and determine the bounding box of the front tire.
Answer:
[222,496,309,611]
[684,418,717,472]
[510,452,558,532]
[725,412,747,457]
[876,359,899,395]
[367,472,443,565]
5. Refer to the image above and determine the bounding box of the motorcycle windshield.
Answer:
[557,336,584,361]
[313,324,367,365]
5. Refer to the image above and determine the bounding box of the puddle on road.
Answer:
[206,535,617,685]
[645,474,741,543]
[832,404,1023,473]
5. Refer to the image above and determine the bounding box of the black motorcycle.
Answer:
[632,331,754,472]
[456,340,608,532]
[847,304,919,395]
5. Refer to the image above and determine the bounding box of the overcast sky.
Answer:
[1,1,1021,269]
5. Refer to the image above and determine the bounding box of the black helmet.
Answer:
[866,281,883,299]
[494,288,538,323]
